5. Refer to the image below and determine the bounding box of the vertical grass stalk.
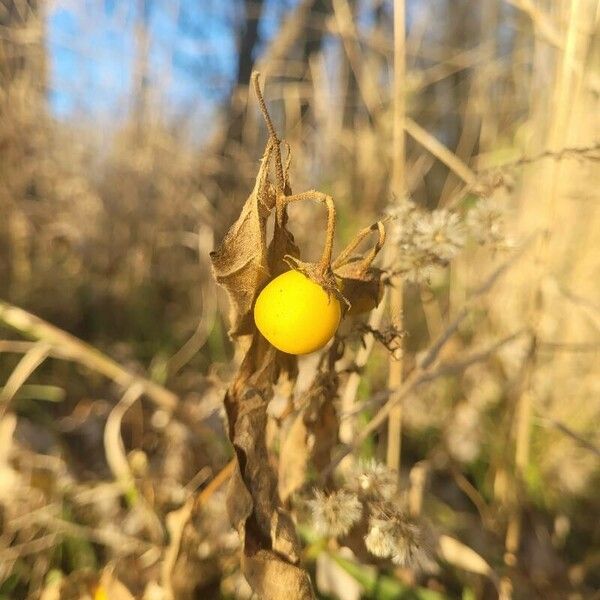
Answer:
[386,0,406,473]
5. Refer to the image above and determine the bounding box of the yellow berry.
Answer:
[94,586,108,600]
[254,270,341,355]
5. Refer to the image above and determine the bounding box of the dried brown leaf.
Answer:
[278,359,340,502]
[243,549,314,600]
[210,142,276,336]
[278,411,311,503]
[224,364,315,599]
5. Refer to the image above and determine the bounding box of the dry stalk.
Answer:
[404,118,477,188]
[338,296,387,445]
[252,72,285,193]
[0,341,50,420]
[386,0,407,474]
[277,190,336,276]
[0,300,177,411]
[104,383,165,543]
[331,0,382,118]
[503,1,590,589]
[328,239,534,474]
[161,459,235,600]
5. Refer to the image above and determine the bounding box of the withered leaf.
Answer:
[278,411,310,503]
[210,143,276,336]
[223,334,315,599]
[243,549,314,600]
[336,267,384,316]
[278,361,340,503]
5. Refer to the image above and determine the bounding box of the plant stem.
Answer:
[386,0,406,474]
[252,71,285,194]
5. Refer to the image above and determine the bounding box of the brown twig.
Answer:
[252,72,285,194]
[161,458,235,600]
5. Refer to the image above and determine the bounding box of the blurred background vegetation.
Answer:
[0,0,599,598]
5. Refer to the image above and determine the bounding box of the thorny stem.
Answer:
[476,141,600,176]
[252,71,285,194]
[458,142,600,202]
[278,190,336,275]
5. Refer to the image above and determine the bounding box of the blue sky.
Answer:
[46,0,434,138]
[46,0,297,133]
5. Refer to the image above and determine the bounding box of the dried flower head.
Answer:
[414,210,466,261]
[466,197,508,246]
[308,489,363,537]
[364,504,421,566]
[385,200,466,282]
[352,459,398,500]
[385,198,420,247]
[364,517,397,558]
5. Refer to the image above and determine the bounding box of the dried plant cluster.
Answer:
[385,197,511,282]
[0,1,599,599]
[307,461,426,569]
[208,73,389,599]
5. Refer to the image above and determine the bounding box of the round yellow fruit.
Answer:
[93,586,108,600]
[254,270,341,355]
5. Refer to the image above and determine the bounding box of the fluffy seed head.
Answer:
[414,210,466,261]
[364,517,397,558]
[353,459,398,500]
[308,489,363,538]
[364,505,421,566]
[466,197,506,245]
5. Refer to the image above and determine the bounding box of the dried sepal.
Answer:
[284,254,348,308]
[333,220,387,315]
[333,219,387,272]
